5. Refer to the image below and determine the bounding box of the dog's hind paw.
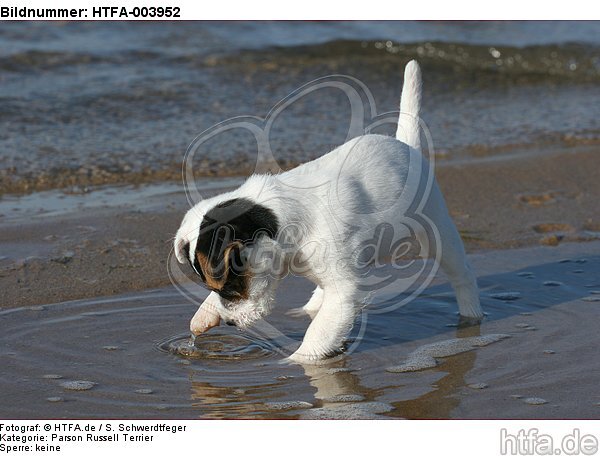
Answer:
[457,314,484,328]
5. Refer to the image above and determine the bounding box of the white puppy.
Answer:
[174,60,483,364]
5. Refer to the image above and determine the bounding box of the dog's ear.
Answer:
[220,241,251,300]
[174,238,190,264]
[223,240,247,276]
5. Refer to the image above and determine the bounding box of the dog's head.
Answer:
[175,196,281,331]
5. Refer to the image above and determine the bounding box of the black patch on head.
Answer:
[192,255,206,282]
[201,198,279,241]
[193,198,279,301]
[182,242,190,262]
[181,238,207,282]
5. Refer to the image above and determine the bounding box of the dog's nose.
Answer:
[225,319,237,327]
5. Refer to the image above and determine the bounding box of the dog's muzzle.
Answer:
[190,302,221,336]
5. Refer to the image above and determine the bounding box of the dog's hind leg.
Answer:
[396,60,481,320]
[287,286,324,319]
[439,226,483,320]
[424,183,483,320]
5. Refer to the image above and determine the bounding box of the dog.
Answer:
[174,60,483,364]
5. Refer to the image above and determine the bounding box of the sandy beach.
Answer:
[1,143,600,419]
[2,144,599,308]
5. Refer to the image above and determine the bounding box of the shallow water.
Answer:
[160,333,275,361]
[0,177,243,223]
[2,242,600,419]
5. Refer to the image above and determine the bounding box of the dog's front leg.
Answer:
[286,286,324,319]
[288,283,358,364]
[190,291,222,336]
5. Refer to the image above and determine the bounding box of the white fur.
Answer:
[175,60,482,364]
[397,60,422,150]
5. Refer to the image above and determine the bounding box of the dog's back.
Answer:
[276,60,425,226]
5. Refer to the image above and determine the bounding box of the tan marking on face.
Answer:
[195,241,244,292]
[233,269,252,301]
[196,251,223,290]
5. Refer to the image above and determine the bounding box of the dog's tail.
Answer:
[396,60,422,150]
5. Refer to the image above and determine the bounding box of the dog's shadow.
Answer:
[276,254,598,352]
[346,254,597,351]
[276,253,599,417]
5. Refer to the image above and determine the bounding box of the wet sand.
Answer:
[1,145,599,309]
[1,145,600,419]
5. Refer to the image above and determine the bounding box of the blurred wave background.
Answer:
[1,21,598,193]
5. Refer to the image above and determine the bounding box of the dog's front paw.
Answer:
[287,349,345,365]
[287,351,322,365]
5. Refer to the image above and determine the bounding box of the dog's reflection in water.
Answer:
[386,325,481,419]
[188,325,479,419]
